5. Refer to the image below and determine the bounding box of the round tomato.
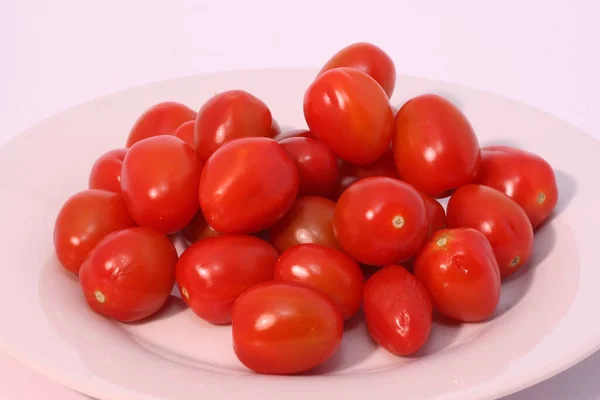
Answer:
[199,137,299,234]
[125,102,196,147]
[88,148,127,193]
[304,68,394,165]
[275,129,314,142]
[79,227,178,322]
[394,94,480,198]
[420,191,446,238]
[337,147,398,197]
[232,281,343,374]
[181,210,220,245]
[53,189,134,274]
[173,120,197,150]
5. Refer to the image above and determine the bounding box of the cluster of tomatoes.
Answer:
[53,42,558,375]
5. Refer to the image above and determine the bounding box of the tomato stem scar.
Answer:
[436,236,448,247]
[181,286,189,300]
[392,215,405,229]
[537,192,546,204]
[94,290,106,304]
[510,256,521,268]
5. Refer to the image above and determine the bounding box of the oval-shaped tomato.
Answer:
[337,147,398,197]
[125,102,196,147]
[447,184,534,277]
[394,94,481,198]
[304,68,394,165]
[88,148,127,193]
[334,177,427,266]
[364,265,432,356]
[199,137,299,234]
[476,145,558,229]
[79,227,178,322]
[232,281,343,374]
[53,189,135,274]
[173,120,197,150]
[181,210,220,245]
[420,191,446,238]
[274,129,314,142]
[414,228,501,322]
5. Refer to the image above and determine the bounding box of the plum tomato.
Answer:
[275,129,314,142]
[181,210,220,245]
[420,190,446,238]
[336,147,398,197]
[88,148,127,193]
[174,120,197,150]
[125,102,196,147]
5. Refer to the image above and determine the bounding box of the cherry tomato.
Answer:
[120,135,202,234]
[194,90,274,162]
[337,147,398,197]
[125,102,196,147]
[279,137,339,198]
[268,196,338,253]
[476,145,558,229]
[53,189,135,274]
[318,42,396,98]
[174,120,197,150]
[275,129,314,142]
[79,227,177,322]
[275,244,364,320]
[394,94,481,198]
[414,228,501,322]
[199,137,299,234]
[334,177,427,266]
[447,184,534,277]
[420,191,446,238]
[363,265,432,356]
[176,235,277,324]
[270,119,282,137]
[181,210,220,244]
[304,68,394,165]
[232,281,343,374]
[88,148,127,193]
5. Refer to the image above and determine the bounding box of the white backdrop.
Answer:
[1,0,599,399]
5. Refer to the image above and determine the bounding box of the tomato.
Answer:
[337,147,398,197]
[268,196,338,253]
[476,146,558,229]
[88,148,127,193]
[173,120,197,150]
[120,135,202,234]
[420,191,446,237]
[176,235,277,324]
[79,227,177,322]
[194,90,274,162]
[447,184,534,277]
[363,265,432,356]
[393,94,481,198]
[181,210,220,244]
[279,137,339,198]
[414,228,501,322]
[53,189,134,274]
[304,68,394,165]
[275,129,314,142]
[275,244,364,320]
[318,42,396,98]
[199,137,299,234]
[232,281,343,374]
[125,102,196,147]
[334,177,427,266]
[270,119,282,137]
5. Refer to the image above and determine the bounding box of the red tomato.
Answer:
[268,196,338,253]
[275,244,364,320]
[270,119,282,137]
[174,120,197,150]
[279,137,339,198]
[318,42,396,98]
[447,184,534,277]
[194,90,274,162]
[79,227,177,322]
[181,210,220,244]
[334,177,428,266]
[232,281,343,374]
[420,191,446,237]
[88,148,127,193]
[337,147,398,197]
[414,228,501,322]
[304,68,394,165]
[394,94,481,198]
[120,135,202,234]
[199,137,299,234]
[275,129,314,142]
[363,265,432,356]
[53,189,134,274]
[176,235,277,324]
[476,146,558,229]
[125,102,196,147]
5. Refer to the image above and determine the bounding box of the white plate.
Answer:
[0,69,598,400]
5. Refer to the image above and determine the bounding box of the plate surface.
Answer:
[0,69,598,400]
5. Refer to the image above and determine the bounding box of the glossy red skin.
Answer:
[79,227,178,322]
[199,137,299,234]
[174,120,197,150]
[274,129,314,142]
[275,244,364,320]
[476,146,558,229]
[280,137,339,198]
[337,147,398,197]
[176,235,277,324]
[53,189,135,274]
[88,148,127,193]
[420,191,446,237]
[194,90,274,162]
[364,265,432,356]
[318,42,396,98]
[126,102,196,147]
[394,94,481,198]
[447,184,534,277]
[232,281,343,374]
[334,177,428,266]
[304,68,394,165]
[268,196,339,253]
[181,210,220,244]
[414,228,501,322]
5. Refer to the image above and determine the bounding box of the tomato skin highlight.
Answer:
[126,102,196,147]
[274,129,314,142]
[88,148,127,193]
